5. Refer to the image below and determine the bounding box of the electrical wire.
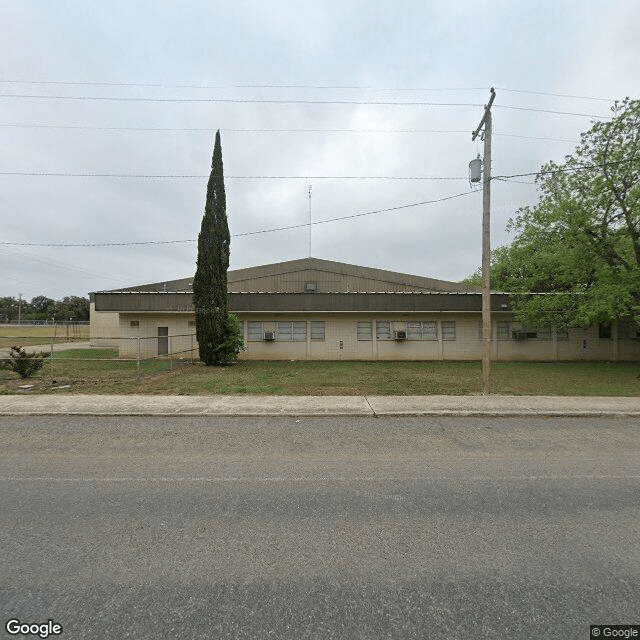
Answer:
[0,93,614,118]
[6,155,633,180]
[0,79,489,91]
[0,190,478,247]
[0,79,616,102]
[0,123,578,142]
[495,87,615,102]
[0,93,483,107]
[492,157,637,181]
[0,244,126,281]
[0,172,469,180]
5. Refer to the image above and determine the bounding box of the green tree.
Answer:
[467,98,640,329]
[29,296,56,320]
[58,296,90,321]
[0,297,19,323]
[193,131,242,365]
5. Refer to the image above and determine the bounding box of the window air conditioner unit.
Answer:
[512,331,528,341]
[394,330,407,340]
[263,331,275,341]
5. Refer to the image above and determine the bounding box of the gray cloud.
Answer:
[0,0,637,300]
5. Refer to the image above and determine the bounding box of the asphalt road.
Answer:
[1,416,638,639]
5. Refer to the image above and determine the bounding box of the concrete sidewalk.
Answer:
[0,394,639,417]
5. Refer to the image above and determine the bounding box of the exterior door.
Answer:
[158,326,169,356]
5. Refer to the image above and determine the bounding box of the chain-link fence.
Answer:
[0,331,200,386]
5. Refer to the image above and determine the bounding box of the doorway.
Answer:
[158,326,169,356]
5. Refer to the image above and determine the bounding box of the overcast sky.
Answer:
[1,0,639,300]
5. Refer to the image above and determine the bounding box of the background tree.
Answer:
[0,295,89,323]
[193,131,242,365]
[29,296,57,320]
[58,296,90,321]
[464,98,640,330]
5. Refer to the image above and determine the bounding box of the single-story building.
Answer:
[90,257,640,361]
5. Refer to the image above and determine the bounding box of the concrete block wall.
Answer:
[109,312,637,362]
[118,313,197,359]
[89,303,120,348]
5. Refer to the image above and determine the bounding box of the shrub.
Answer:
[0,346,49,378]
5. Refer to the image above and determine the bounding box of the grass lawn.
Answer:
[1,349,639,395]
[0,325,89,349]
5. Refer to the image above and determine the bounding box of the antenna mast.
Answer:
[308,184,312,257]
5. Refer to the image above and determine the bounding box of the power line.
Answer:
[0,190,478,248]
[0,79,488,91]
[0,172,469,180]
[495,87,614,102]
[0,79,616,102]
[492,157,637,181]
[3,157,632,183]
[0,93,483,107]
[495,104,611,119]
[0,244,126,281]
[0,123,578,142]
[0,93,613,117]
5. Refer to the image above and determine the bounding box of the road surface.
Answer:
[1,416,638,639]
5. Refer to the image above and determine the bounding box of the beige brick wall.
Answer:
[89,304,120,348]
[109,311,637,362]
[118,313,197,359]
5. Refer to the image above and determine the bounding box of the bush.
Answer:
[0,346,49,378]
[199,313,245,366]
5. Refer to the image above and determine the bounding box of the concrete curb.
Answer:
[0,395,639,417]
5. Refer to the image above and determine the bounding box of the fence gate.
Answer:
[157,327,169,356]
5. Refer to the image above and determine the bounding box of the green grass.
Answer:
[1,350,639,395]
[0,325,89,349]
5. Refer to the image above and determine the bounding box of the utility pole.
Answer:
[471,88,496,395]
[308,184,312,257]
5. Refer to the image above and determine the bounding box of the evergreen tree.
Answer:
[193,130,238,365]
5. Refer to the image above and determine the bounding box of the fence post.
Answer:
[50,335,54,382]
[169,336,173,369]
[137,337,140,377]
[191,334,194,364]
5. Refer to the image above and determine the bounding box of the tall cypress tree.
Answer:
[193,130,231,365]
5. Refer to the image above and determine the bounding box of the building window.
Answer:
[599,322,612,339]
[293,321,306,341]
[357,321,372,341]
[248,321,263,341]
[442,321,456,341]
[509,325,551,341]
[188,320,196,327]
[277,321,306,341]
[406,322,421,340]
[376,321,392,341]
[311,321,325,341]
[618,320,640,340]
[407,321,437,340]
[496,321,510,340]
[537,326,552,341]
[129,320,139,328]
[556,328,569,340]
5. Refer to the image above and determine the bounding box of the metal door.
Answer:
[158,326,169,356]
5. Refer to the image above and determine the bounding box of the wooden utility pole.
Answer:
[472,88,496,395]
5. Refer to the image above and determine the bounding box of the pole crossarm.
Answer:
[471,87,496,141]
